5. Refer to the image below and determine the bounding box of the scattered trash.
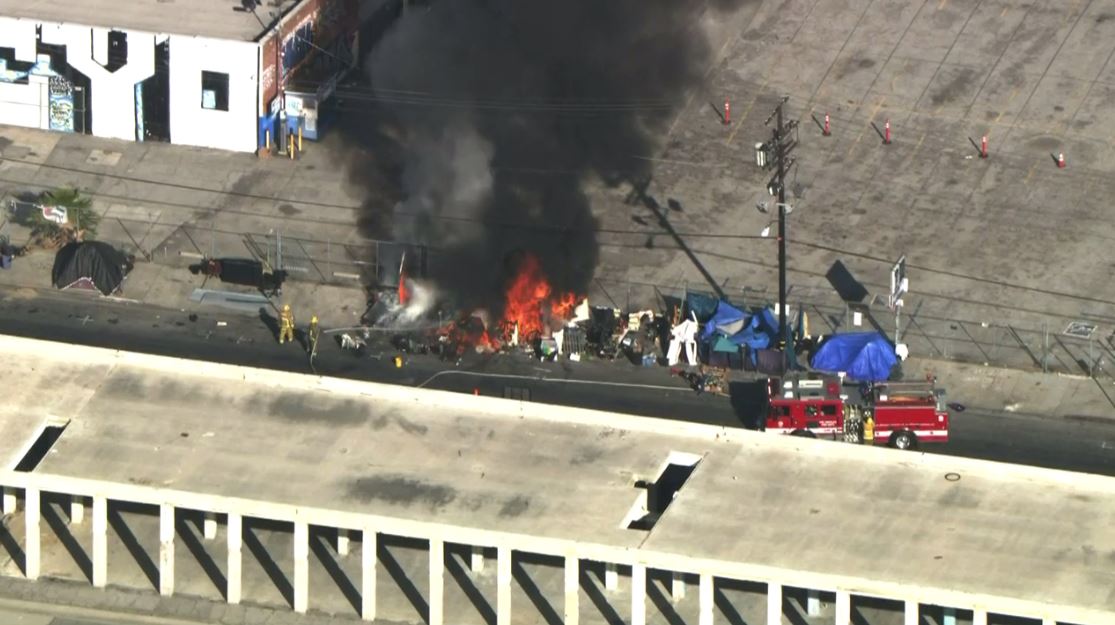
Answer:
[948,402,966,412]
[216,321,227,327]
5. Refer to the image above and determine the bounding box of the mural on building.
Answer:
[47,74,74,132]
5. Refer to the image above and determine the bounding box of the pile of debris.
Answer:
[350,252,810,381]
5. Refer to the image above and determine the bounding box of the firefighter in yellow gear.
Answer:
[308,314,320,355]
[864,415,875,443]
[279,304,295,344]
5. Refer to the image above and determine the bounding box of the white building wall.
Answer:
[39,23,155,141]
[0,18,259,153]
[167,37,259,153]
[0,76,49,129]
[0,17,36,62]
[0,18,47,130]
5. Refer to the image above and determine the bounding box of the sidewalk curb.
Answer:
[0,586,207,625]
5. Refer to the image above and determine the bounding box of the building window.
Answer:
[200,71,229,111]
[106,30,128,72]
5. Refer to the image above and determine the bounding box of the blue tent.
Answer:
[810,332,897,381]
[701,300,747,341]
[726,315,771,349]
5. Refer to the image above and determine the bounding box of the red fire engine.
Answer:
[761,376,950,449]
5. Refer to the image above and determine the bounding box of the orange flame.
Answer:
[503,254,578,340]
[398,270,410,306]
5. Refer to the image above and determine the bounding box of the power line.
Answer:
[329,89,679,114]
[0,162,752,240]
[4,155,1113,310]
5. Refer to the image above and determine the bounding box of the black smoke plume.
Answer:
[346,0,752,315]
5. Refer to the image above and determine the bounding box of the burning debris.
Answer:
[344,0,756,318]
[363,251,589,361]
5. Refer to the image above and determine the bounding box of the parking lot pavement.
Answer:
[587,0,1115,375]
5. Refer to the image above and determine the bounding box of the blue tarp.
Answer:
[755,307,778,338]
[726,315,771,349]
[696,301,781,349]
[810,332,897,382]
[701,300,747,341]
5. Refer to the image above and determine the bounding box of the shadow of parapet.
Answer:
[714,582,747,625]
[580,562,623,625]
[309,526,360,616]
[377,536,428,623]
[445,544,495,625]
[42,496,92,583]
[512,556,562,625]
[107,501,158,591]
[646,571,685,625]
[0,517,26,576]
[242,518,293,608]
[176,512,226,599]
[855,595,911,625]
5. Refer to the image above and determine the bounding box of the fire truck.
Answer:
[760,376,950,449]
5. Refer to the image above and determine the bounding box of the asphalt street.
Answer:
[1,285,1113,477]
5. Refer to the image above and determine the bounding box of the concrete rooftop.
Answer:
[0,0,304,41]
[0,333,1113,623]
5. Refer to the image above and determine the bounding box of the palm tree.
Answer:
[32,187,100,244]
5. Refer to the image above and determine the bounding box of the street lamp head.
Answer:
[776,202,794,214]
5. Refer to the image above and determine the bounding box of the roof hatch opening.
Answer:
[13,420,69,472]
[622,451,702,531]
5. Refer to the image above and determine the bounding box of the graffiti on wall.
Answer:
[47,75,74,132]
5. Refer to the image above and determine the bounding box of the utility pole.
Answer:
[761,97,798,372]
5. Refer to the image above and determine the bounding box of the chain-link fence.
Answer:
[587,276,1115,383]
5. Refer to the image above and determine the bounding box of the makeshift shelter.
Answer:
[685,291,720,323]
[726,315,773,350]
[700,300,747,341]
[810,332,897,382]
[51,241,131,296]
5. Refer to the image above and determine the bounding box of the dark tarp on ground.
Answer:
[810,331,897,381]
[210,258,287,292]
[51,241,131,296]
